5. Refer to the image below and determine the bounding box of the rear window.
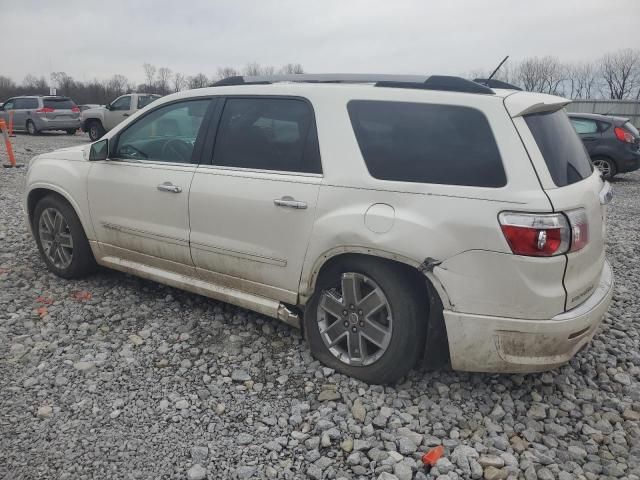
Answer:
[43,98,76,110]
[347,100,506,187]
[525,110,593,187]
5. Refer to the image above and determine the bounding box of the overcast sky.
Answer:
[2,0,639,85]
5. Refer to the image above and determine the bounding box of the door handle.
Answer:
[123,113,130,117]
[274,196,307,209]
[157,182,182,193]
[583,136,597,141]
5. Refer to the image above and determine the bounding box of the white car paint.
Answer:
[25,82,613,373]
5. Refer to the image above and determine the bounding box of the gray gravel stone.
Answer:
[0,134,638,480]
[187,464,207,480]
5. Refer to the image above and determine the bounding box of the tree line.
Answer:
[469,48,640,100]
[1,48,639,104]
[0,62,305,105]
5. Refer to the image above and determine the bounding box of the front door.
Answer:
[189,97,322,302]
[88,98,212,272]
[104,95,135,130]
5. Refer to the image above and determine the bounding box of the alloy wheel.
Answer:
[317,272,393,366]
[593,159,611,178]
[38,207,74,269]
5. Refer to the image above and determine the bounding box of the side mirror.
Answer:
[89,139,108,161]
[105,103,112,111]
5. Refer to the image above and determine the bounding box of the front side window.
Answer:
[111,95,132,111]
[13,98,27,109]
[24,98,39,109]
[525,110,593,187]
[212,98,321,174]
[2,99,15,110]
[348,100,506,187]
[570,118,598,135]
[114,99,210,163]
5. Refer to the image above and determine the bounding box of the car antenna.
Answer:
[486,55,509,83]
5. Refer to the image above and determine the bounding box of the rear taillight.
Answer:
[614,126,635,143]
[499,209,589,257]
[71,106,80,113]
[36,107,54,114]
[565,209,589,252]
[499,212,570,256]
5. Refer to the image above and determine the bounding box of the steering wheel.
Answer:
[162,138,192,163]
[119,144,148,159]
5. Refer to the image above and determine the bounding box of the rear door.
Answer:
[513,106,606,310]
[569,116,600,155]
[188,96,322,303]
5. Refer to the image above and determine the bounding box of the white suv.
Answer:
[24,74,614,383]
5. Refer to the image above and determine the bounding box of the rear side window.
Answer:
[138,95,160,109]
[525,110,593,187]
[212,98,321,174]
[570,118,598,134]
[347,101,506,187]
[43,98,76,109]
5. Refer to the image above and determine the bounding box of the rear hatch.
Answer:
[507,93,608,311]
[42,97,80,120]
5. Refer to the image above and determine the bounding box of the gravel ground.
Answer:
[1,133,639,480]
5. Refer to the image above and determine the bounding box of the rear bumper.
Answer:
[443,260,613,373]
[616,151,640,173]
[34,117,81,131]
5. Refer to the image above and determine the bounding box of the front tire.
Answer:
[305,257,424,384]
[33,195,96,279]
[87,120,106,141]
[26,120,38,135]
[592,157,616,180]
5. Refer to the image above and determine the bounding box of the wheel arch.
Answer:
[302,249,451,369]
[27,186,94,241]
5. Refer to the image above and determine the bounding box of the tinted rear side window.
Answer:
[43,98,76,109]
[212,98,321,174]
[347,101,506,187]
[525,110,593,187]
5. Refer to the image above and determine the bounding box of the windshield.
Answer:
[525,109,593,187]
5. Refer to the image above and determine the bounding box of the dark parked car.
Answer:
[568,112,640,179]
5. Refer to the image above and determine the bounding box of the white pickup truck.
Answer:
[81,93,160,141]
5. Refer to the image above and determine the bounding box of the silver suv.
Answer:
[0,96,81,135]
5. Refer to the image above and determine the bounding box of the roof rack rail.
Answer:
[473,78,522,91]
[212,74,494,95]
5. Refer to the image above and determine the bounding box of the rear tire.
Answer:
[87,120,106,142]
[304,257,424,384]
[592,156,616,180]
[33,195,97,279]
[26,120,38,135]
[66,129,76,135]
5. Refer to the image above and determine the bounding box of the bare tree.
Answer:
[105,74,129,97]
[187,73,209,89]
[217,67,240,80]
[173,72,186,92]
[514,56,565,95]
[599,48,640,99]
[279,63,304,74]
[564,62,599,99]
[156,67,172,95]
[51,72,76,94]
[244,62,262,76]
[143,63,157,92]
